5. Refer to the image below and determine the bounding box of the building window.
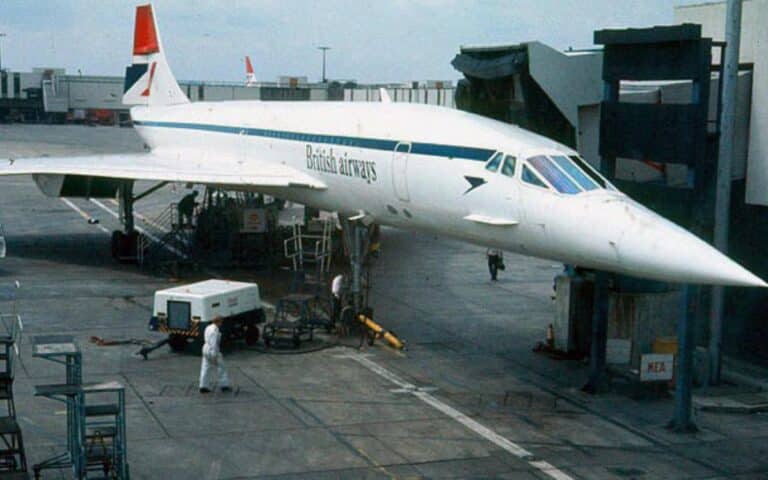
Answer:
[12,73,20,98]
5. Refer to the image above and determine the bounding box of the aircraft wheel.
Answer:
[168,335,187,352]
[110,231,122,259]
[245,326,260,346]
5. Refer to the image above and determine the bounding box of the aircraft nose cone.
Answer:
[616,200,767,287]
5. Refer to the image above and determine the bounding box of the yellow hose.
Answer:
[358,314,405,350]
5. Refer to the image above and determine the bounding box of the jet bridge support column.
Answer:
[669,284,698,432]
[583,271,610,394]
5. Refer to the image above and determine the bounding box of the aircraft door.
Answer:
[392,142,411,202]
[239,127,248,167]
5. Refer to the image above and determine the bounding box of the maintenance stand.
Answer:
[0,313,27,478]
[32,335,129,479]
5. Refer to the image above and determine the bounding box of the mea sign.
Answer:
[640,354,674,382]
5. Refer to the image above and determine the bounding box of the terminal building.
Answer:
[0,68,454,124]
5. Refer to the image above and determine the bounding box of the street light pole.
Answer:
[710,0,743,385]
[318,46,331,83]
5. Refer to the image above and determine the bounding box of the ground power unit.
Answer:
[150,279,266,352]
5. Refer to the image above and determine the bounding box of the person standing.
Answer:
[199,316,231,393]
[487,248,504,281]
[331,274,344,324]
[178,190,199,228]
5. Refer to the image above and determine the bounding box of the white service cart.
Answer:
[144,279,266,355]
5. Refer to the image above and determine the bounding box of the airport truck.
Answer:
[150,279,265,352]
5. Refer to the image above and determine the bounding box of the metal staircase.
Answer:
[137,203,196,270]
[0,283,27,477]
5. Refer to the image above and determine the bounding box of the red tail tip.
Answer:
[245,56,254,74]
[133,5,160,55]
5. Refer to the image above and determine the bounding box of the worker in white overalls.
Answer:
[199,316,232,394]
[331,274,344,324]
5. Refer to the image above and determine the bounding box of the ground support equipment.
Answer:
[31,336,130,479]
[0,314,26,477]
[31,335,83,479]
[263,294,319,349]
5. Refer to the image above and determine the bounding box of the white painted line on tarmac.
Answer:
[529,460,576,480]
[89,199,187,259]
[344,351,574,480]
[414,390,534,458]
[60,198,111,235]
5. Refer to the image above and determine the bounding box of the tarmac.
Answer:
[1,124,768,479]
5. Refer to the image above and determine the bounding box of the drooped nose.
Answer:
[612,199,766,287]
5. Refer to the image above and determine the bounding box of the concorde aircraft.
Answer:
[0,4,764,287]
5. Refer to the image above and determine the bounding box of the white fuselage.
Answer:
[129,100,762,286]
[133,102,578,257]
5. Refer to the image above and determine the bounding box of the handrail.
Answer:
[0,313,23,356]
[284,218,333,279]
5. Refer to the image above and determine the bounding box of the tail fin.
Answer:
[245,56,257,86]
[123,4,189,106]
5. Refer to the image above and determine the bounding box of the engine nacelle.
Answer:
[33,174,124,198]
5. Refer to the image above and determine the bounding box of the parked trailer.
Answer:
[149,279,265,352]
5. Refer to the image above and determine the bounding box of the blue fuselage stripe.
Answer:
[134,120,495,161]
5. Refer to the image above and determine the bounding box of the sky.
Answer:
[0,0,718,84]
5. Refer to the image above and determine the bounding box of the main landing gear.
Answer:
[111,181,138,262]
[340,215,373,316]
[110,180,170,262]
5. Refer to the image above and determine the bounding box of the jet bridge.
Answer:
[454,24,768,425]
[452,42,603,163]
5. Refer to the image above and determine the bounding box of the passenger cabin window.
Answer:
[527,155,580,194]
[522,165,548,189]
[485,152,503,173]
[501,156,517,177]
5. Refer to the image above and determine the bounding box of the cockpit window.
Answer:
[551,155,599,191]
[527,155,581,194]
[501,156,516,177]
[569,155,608,188]
[522,165,548,189]
[485,152,503,173]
